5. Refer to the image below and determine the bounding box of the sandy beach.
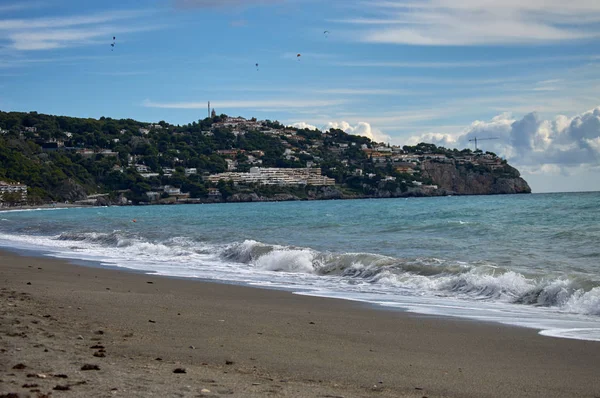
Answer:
[1,250,600,398]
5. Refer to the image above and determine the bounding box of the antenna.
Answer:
[208,101,210,118]
[468,136,498,151]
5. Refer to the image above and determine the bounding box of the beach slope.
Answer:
[1,250,599,397]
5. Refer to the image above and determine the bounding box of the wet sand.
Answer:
[1,250,599,398]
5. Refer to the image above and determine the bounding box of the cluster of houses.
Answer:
[358,145,504,176]
[0,181,27,205]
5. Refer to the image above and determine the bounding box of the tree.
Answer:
[1,191,23,205]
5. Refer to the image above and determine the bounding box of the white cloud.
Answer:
[290,122,318,130]
[408,106,600,168]
[173,0,281,9]
[406,106,600,192]
[405,132,457,147]
[315,88,402,95]
[336,0,600,46]
[0,10,158,51]
[324,121,391,143]
[0,10,150,31]
[0,1,46,13]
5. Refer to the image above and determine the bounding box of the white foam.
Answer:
[254,248,316,273]
[1,231,600,342]
[563,287,600,316]
[539,328,600,342]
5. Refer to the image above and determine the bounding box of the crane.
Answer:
[468,136,498,151]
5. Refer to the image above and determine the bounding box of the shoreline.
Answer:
[2,231,600,344]
[4,191,600,213]
[2,250,600,397]
[0,203,84,212]
[0,189,537,212]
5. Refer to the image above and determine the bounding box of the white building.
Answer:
[163,185,181,195]
[225,159,237,171]
[0,181,27,203]
[205,167,335,187]
[146,191,161,201]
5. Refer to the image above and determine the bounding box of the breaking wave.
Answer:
[1,231,599,318]
[221,240,600,316]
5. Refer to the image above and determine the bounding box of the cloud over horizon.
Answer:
[323,121,391,143]
[407,106,600,172]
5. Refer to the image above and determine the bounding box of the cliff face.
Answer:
[420,161,531,195]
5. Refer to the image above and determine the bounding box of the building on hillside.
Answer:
[146,191,161,202]
[77,149,95,157]
[99,150,118,157]
[216,149,241,158]
[163,185,181,195]
[135,164,150,173]
[225,159,237,171]
[205,167,335,187]
[207,188,222,199]
[0,181,27,204]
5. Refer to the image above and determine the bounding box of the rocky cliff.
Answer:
[420,161,531,195]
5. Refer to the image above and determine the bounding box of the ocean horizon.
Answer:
[1,192,599,342]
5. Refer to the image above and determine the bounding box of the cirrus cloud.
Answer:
[173,0,282,9]
[335,0,600,46]
[142,98,347,110]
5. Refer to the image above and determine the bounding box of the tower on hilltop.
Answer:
[211,108,216,118]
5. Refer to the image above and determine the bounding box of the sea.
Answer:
[1,192,599,342]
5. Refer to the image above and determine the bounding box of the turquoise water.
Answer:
[1,192,599,341]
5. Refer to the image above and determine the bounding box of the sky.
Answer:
[1,0,600,193]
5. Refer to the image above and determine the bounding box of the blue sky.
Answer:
[1,0,600,193]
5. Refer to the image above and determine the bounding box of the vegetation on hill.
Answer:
[0,110,528,205]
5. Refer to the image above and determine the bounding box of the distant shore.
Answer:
[1,249,599,397]
[0,187,533,212]
[0,202,83,212]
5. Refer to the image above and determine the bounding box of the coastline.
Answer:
[2,250,600,397]
[0,203,83,212]
[0,188,532,212]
